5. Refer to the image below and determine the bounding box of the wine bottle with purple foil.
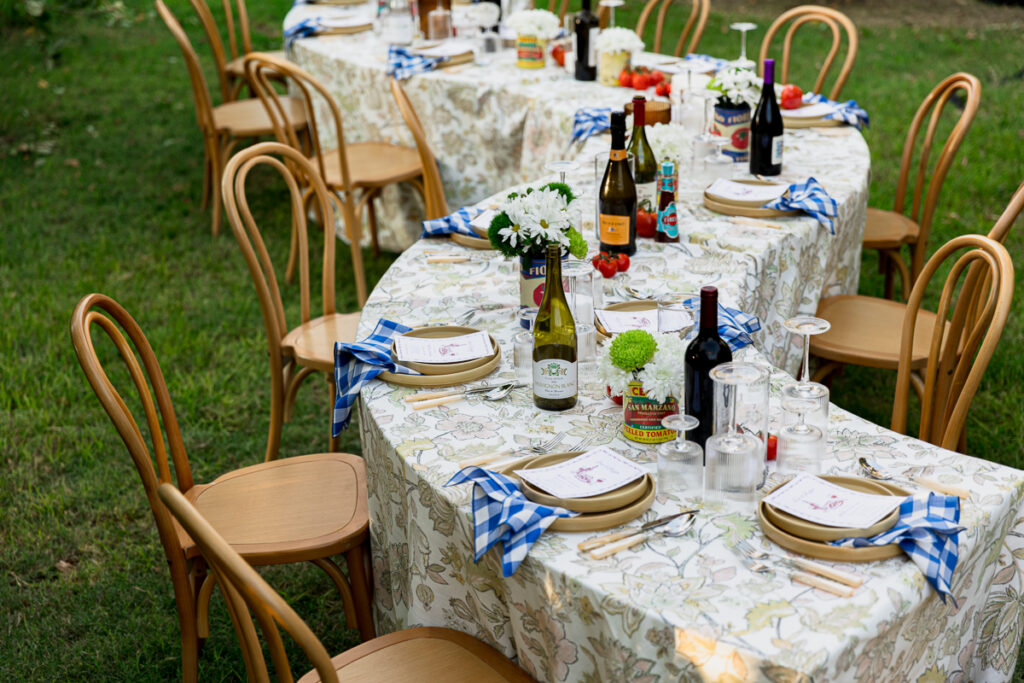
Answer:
[749,57,784,176]
[684,286,733,450]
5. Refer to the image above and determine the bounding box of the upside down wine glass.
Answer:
[784,315,831,383]
[659,414,704,498]
[705,362,765,501]
[729,22,758,70]
[776,383,828,474]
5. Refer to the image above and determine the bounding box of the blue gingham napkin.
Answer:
[683,53,731,72]
[387,45,444,80]
[833,492,964,603]
[444,466,577,577]
[802,92,870,130]
[332,319,419,434]
[421,206,483,238]
[680,298,761,352]
[284,17,325,48]
[571,107,612,145]
[763,177,838,234]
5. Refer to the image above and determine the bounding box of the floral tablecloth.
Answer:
[349,180,1024,681]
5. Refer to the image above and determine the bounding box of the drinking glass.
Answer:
[427,7,452,40]
[658,414,703,498]
[729,22,757,69]
[513,330,534,383]
[563,259,597,364]
[518,307,538,331]
[776,383,828,474]
[705,362,767,501]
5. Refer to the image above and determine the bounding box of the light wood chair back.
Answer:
[892,234,1014,451]
[156,0,218,135]
[188,0,235,102]
[242,53,367,302]
[158,483,341,683]
[389,78,448,220]
[987,179,1024,245]
[635,0,708,57]
[757,5,857,100]
[893,72,982,283]
[70,293,200,680]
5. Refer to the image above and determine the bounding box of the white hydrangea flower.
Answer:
[598,343,633,396]
[636,362,679,404]
[708,66,763,108]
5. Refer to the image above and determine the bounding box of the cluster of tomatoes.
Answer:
[780,84,804,110]
[591,251,630,278]
[617,67,671,97]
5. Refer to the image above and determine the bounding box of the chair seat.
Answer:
[212,96,307,137]
[811,294,943,370]
[281,312,362,372]
[297,627,535,683]
[315,143,422,189]
[178,453,369,563]
[862,207,920,249]
[226,50,289,78]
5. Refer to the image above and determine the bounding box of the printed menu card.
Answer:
[394,331,492,364]
[514,447,645,499]
[596,309,692,334]
[762,473,903,528]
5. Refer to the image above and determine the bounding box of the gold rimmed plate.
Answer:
[450,233,493,250]
[594,299,657,340]
[703,179,799,219]
[782,102,843,129]
[757,476,910,563]
[377,346,501,388]
[391,326,497,376]
[762,475,901,542]
[510,451,651,514]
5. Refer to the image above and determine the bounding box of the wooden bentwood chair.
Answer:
[389,78,448,220]
[157,483,536,683]
[156,0,307,238]
[188,0,290,102]
[862,73,982,300]
[70,293,375,683]
[634,0,709,58]
[222,142,364,462]
[757,5,858,100]
[811,221,1016,451]
[244,52,423,259]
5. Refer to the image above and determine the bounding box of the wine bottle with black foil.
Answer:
[749,57,784,176]
[599,111,637,255]
[533,243,578,411]
[684,286,732,451]
[572,0,598,81]
[626,96,659,238]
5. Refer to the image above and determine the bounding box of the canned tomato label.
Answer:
[622,381,679,443]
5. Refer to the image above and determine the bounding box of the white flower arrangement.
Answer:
[595,27,644,54]
[707,66,763,108]
[599,330,687,403]
[506,9,560,41]
[644,123,693,166]
[487,183,588,259]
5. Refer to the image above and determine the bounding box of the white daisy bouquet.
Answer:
[595,27,644,54]
[707,65,762,108]
[487,182,588,259]
[506,9,561,40]
[600,329,686,402]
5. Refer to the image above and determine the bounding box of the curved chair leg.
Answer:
[344,542,377,642]
[283,365,317,423]
[910,369,925,404]
[195,569,217,639]
[209,136,227,237]
[356,188,381,257]
[265,358,286,463]
[310,557,358,631]
[328,373,340,453]
[811,360,842,386]
[200,140,213,212]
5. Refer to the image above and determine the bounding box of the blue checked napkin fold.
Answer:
[802,92,870,130]
[680,298,761,352]
[421,206,483,238]
[763,177,838,234]
[445,466,577,577]
[571,107,612,145]
[387,45,444,80]
[833,492,965,603]
[332,319,419,435]
[284,17,326,49]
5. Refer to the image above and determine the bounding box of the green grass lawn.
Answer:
[1,0,1021,679]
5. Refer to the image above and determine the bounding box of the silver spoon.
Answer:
[481,382,519,401]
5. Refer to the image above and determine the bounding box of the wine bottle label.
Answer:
[533,359,577,399]
[636,181,657,213]
[588,27,598,66]
[609,149,626,161]
[657,202,678,238]
[771,137,783,166]
[599,213,630,245]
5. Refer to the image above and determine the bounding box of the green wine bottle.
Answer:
[599,110,637,255]
[532,243,577,411]
[626,95,659,238]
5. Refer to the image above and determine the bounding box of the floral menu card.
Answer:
[394,331,492,364]
[762,473,903,528]
[514,446,645,499]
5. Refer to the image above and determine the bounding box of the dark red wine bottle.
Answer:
[749,57,784,176]
[684,286,732,451]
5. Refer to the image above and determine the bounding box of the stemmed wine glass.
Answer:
[782,315,832,447]
[784,315,831,382]
[729,22,758,69]
[658,414,704,498]
[705,362,765,501]
[598,0,624,27]
[545,159,580,185]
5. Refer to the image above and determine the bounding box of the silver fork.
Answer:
[568,434,601,452]
[735,540,862,588]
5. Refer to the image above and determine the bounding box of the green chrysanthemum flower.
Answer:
[608,330,658,372]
